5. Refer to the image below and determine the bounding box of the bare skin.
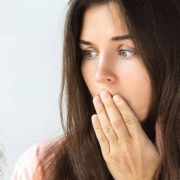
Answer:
[80,3,151,122]
[80,2,162,180]
[92,91,162,180]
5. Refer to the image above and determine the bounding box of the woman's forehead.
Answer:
[81,2,128,38]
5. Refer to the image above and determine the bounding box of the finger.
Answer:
[91,114,110,156]
[113,95,144,138]
[100,91,130,140]
[93,96,118,144]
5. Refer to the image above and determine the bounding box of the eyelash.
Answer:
[118,49,135,58]
[82,50,97,59]
[82,49,135,59]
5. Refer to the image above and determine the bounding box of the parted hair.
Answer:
[34,0,180,179]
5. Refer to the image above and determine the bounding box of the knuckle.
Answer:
[123,115,134,125]
[102,125,113,134]
[93,125,101,131]
[111,119,123,128]
[98,136,107,143]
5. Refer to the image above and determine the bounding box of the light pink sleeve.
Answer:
[11,141,50,180]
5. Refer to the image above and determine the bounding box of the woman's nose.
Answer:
[95,56,117,84]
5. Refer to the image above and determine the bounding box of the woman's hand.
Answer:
[92,91,162,180]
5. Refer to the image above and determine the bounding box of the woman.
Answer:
[11,0,180,179]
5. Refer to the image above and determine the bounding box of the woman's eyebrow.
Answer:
[79,34,133,45]
[79,39,93,45]
[111,34,133,41]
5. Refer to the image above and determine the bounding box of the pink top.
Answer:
[11,140,57,180]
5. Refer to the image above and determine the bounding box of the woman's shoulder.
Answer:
[11,138,64,180]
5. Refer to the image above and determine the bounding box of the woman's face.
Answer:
[80,3,152,122]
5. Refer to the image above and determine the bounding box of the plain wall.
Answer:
[0,0,68,179]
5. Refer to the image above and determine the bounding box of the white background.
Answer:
[0,0,67,179]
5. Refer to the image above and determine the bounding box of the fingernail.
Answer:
[100,91,109,100]
[93,96,101,106]
[113,95,121,102]
[91,114,98,123]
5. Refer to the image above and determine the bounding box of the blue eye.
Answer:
[83,50,98,58]
[119,50,134,58]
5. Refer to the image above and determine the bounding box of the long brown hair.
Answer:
[34,0,180,179]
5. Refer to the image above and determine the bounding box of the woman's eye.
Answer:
[119,50,134,58]
[83,50,97,58]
